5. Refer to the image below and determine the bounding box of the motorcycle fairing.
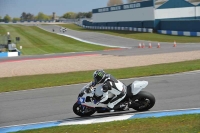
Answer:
[131,81,148,95]
[82,102,108,108]
[78,95,107,108]
[77,97,85,104]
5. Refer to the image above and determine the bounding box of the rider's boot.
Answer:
[107,106,115,112]
[122,103,129,111]
[119,102,129,111]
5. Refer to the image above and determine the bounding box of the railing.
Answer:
[74,22,153,33]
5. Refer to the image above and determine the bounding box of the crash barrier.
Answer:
[85,26,153,33]
[157,30,200,37]
[0,48,21,58]
[1,21,54,24]
[0,108,199,133]
[75,23,153,33]
[157,20,200,32]
[83,21,154,29]
[1,19,78,24]
[15,48,21,56]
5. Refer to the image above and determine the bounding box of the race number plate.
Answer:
[78,97,85,103]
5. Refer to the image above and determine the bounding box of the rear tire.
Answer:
[131,91,155,111]
[73,102,96,117]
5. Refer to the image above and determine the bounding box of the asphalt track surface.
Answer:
[39,25,200,53]
[0,25,200,128]
[0,71,200,127]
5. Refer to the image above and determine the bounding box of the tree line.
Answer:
[107,0,141,6]
[0,12,53,22]
[62,12,92,19]
[0,11,92,22]
[0,0,141,22]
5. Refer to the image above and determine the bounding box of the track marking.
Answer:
[0,54,99,63]
[37,26,131,49]
[0,108,199,133]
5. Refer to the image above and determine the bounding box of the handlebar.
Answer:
[85,86,95,93]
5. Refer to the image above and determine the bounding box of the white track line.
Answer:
[37,26,130,49]
[0,107,199,129]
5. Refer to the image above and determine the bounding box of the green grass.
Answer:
[0,25,7,47]
[0,25,6,34]
[0,59,200,93]
[58,24,200,43]
[12,114,200,133]
[0,25,108,55]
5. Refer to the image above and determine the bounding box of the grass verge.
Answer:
[0,25,108,55]
[58,24,200,43]
[12,114,200,133]
[0,25,6,34]
[0,59,200,93]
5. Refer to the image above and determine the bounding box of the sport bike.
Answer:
[73,80,155,117]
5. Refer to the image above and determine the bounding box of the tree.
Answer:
[0,16,2,19]
[107,0,123,6]
[127,0,142,3]
[63,12,77,19]
[34,15,38,20]
[76,12,84,18]
[49,15,53,20]
[36,12,50,20]
[85,12,92,18]
[20,12,35,21]
[26,13,34,21]
[76,12,92,19]
[12,17,20,22]
[20,12,26,21]
[3,14,11,22]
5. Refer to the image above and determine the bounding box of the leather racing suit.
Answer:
[98,74,127,110]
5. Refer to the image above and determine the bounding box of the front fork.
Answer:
[81,106,86,113]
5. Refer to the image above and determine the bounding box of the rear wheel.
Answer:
[73,102,96,117]
[130,91,155,111]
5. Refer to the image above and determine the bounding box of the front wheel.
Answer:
[130,91,155,111]
[73,102,96,117]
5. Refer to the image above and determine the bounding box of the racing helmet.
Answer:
[93,70,106,84]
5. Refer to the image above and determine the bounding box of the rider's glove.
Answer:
[91,81,96,87]
[102,84,109,92]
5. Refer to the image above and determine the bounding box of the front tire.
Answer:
[130,91,155,111]
[73,102,96,117]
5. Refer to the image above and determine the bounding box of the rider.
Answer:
[91,70,128,111]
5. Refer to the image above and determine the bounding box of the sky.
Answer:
[0,0,127,18]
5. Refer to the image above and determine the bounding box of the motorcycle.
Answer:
[73,80,155,117]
